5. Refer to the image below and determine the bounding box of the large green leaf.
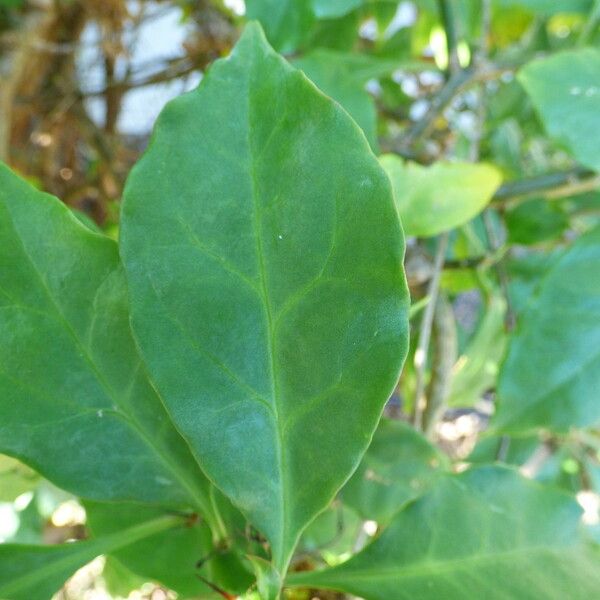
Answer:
[341,419,448,524]
[287,466,600,598]
[120,23,409,573]
[493,226,600,433]
[0,163,216,524]
[519,48,600,172]
[380,156,502,237]
[0,514,180,600]
[86,501,253,597]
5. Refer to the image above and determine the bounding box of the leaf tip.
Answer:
[237,20,271,51]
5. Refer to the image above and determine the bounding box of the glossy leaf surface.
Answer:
[519,48,600,172]
[0,163,212,516]
[341,419,448,523]
[380,156,502,237]
[493,226,600,433]
[120,23,409,572]
[0,515,180,600]
[287,466,600,598]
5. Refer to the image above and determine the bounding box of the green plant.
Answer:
[2,2,600,598]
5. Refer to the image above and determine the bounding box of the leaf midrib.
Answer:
[247,61,288,571]
[288,544,577,586]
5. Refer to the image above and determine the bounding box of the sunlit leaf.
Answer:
[120,23,409,574]
[380,156,502,237]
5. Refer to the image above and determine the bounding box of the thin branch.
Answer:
[423,293,457,438]
[0,33,77,54]
[400,67,472,148]
[79,59,199,98]
[492,166,598,205]
[398,62,514,151]
[412,232,449,431]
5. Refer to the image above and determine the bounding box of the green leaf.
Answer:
[101,557,147,599]
[506,198,569,245]
[86,501,253,596]
[310,0,363,18]
[120,23,409,574]
[494,0,593,15]
[493,226,600,433]
[299,502,361,556]
[0,514,181,600]
[309,10,361,51]
[294,50,419,149]
[507,248,564,315]
[287,466,600,598]
[250,556,282,600]
[447,295,507,407]
[519,48,600,172]
[246,0,314,52]
[0,456,39,502]
[341,419,448,524]
[380,156,502,237]
[0,163,216,524]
